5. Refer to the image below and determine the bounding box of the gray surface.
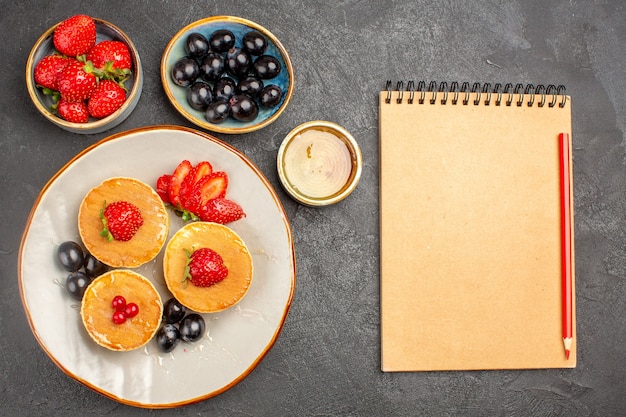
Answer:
[2,0,625,415]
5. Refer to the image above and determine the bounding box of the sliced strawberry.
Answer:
[168,160,193,208]
[197,197,245,224]
[184,171,228,213]
[179,161,214,210]
[156,174,172,204]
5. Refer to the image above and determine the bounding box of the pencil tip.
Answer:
[565,349,570,360]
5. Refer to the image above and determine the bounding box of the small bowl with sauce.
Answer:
[277,120,362,206]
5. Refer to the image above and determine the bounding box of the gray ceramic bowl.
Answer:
[161,16,294,134]
[25,17,143,134]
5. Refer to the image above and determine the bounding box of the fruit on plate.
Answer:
[99,200,144,242]
[56,240,109,300]
[156,298,208,353]
[81,269,163,351]
[184,247,228,288]
[170,28,284,124]
[163,222,253,313]
[156,159,245,224]
[33,14,134,123]
[78,177,169,268]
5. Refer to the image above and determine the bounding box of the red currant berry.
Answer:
[112,295,126,311]
[112,310,127,324]
[124,302,139,318]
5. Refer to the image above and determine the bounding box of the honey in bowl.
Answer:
[277,121,362,206]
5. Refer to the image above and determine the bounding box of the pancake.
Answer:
[163,222,253,313]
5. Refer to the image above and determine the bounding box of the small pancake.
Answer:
[81,269,163,351]
[78,177,169,268]
[163,222,253,313]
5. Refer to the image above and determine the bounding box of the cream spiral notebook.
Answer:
[379,81,576,371]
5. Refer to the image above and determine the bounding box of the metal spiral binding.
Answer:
[385,80,567,108]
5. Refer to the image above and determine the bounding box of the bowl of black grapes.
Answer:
[161,16,294,134]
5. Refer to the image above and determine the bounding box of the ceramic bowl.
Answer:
[161,16,294,134]
[25,17,143,134]
[277,120,362,206]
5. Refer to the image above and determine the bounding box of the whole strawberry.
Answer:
[88,80,127,118]
[100,200,144,242]
[198,197,245,224]
[57,59,98,102]
[56,98,89,123]
[53,14,96,56]
[34,55,70,91]
[184,248,228,287]
[87,40,133,73]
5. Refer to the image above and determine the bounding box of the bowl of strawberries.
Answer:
[26,14,143,134]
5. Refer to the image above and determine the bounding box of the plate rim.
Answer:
[160,15,295,134]
[17,124,296,408]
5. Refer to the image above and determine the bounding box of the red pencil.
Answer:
[559,133,573,359]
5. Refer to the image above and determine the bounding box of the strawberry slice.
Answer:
[168,160,192,208]
[197,197,245,224]
[179,161,213,209]
[156,174,172,204]
[184,171,229,213]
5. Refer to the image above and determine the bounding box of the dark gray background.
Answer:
[2,1,624,415]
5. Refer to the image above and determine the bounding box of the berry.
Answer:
[197,197,246,224]
[156,323,180,352]
[112,295,126,311]
[213,77,237,101]
[178,161,213,209]
[168,160,193,208]
[179,314,206,342]
[124,303,139,318]
[86,40,132,83]
[88,80,127,119]
[156,174,172,204]
[53,14,96,56]
[209,29,235,52]
[57,241,84,272]
[112,310,126,324]
[183,171,228,213]
[229,94,258,122]
[100,200,144,242]
[87,40,132,70]
[163,298,186,324]
[242,31,267,56]
[185,33,209,58]
[225,47,251,78]
[253,55,281,79]
[171,57,200,87]
[56,59,98,102]
[83,253,108,277]
[34,55,70,91]
[187,81,213,111]
[259,84,282,108]
[57,97,89,123]
[205,99,230,124]
[66,271,92,301]
[237,76,264,98]
[184,247,228,288]
[200,52,225,82]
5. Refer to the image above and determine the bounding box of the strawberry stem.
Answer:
[99,200,114,242]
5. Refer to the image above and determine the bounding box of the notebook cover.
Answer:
[379,90,576,371]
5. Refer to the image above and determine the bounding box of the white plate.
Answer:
[18,125,296,408]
